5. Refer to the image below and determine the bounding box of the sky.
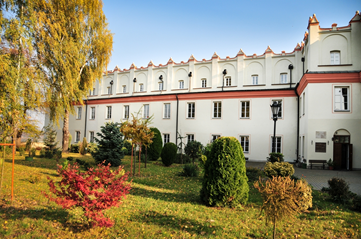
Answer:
[102,0,360,71]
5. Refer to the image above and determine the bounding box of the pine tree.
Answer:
[91,122,124,167]
[43,125,58,151]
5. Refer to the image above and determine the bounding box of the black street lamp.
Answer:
[270,101,281,153]
[222,69,227,91]
[110,80,114,94]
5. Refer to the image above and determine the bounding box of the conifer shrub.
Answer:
[180,164,200,177]
[200,137,249,207]
[202,143,212,160]
[87,143,98,154]
[264,162,294,178]
[161,142,177,166]
[199,155,207,169]
[254,176,312,238]
[174,153,191,164]
[267,152,284,162]
[184,140,203,165]
[147,127,162,161]
[79,137,88,155]
[327,177,350,203]
[91,122,125,167]
[70,144,80,153]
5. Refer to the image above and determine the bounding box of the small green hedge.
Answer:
[264,162,294,178]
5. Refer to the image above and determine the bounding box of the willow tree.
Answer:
[0,1,44,144]
[29,0,113,152]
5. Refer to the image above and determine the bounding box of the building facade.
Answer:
[48,12,361,169]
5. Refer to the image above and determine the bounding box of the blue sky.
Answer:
[102,0,359,71]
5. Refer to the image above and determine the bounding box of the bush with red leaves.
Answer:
[45,163,131,227]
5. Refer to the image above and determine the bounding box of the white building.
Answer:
[49,11,361,169]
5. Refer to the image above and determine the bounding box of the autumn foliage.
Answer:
[45,163,131,227]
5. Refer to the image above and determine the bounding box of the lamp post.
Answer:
[110,80,113,94]
[159,75,163,94]
[222,69,227,91]
[270,101,281,153]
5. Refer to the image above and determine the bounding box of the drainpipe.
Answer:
[288,64,293,88]
[188,72,192,92]
[84,99,88,138]
[175,94,179,148]
[301,57,305,75]
[295,84,300,163]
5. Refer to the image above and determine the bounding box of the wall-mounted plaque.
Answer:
[315,142,326,153]
[316,131,326,139]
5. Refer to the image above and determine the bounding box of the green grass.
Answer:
[0,152,360,238]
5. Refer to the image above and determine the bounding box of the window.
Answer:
[240,101,250,118]
[89,88,96,96]
[106,106,112,119]
[252,75,258,85]
[302,93,305,115]
[159,82,163,91]
[143,104,149,118]
[124,105,129,119]
[76,131,81,143]
[107,86,111,95]
[239,136,249,153]
[272,100,282,118]
[76,107,82,119]
[163,134,170,144]
[271,136,282,153]
[179,80,184,89]
[213,101,222,118]
[280,73,288,83]
[89,131,94,143]
[330,51,340,65]
[122,85,126,93]
[211,135,220,142]
[164,103,170,119]
[92,88,96,95]
[187,134,194,143]
[139,84,144,92]
[201,78,207,88]
[187,103,195,118]
[90,107,95,120]
[334,87,349,111]
[225,77,231,86]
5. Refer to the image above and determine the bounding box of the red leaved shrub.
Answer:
[44,163,131,227]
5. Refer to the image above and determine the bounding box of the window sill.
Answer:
[193,87,212,90]
[151,90,166,92]
[216,86,238,88]
[171,88,189,91]
[186,117,195,119]
[116,92,129,95]
[334,110,350,112]
[89,118,95,120]
[88,95,98,97]
[134,91,147,94]
[101,94,113,96]
[243,84,266,87]
[318,64,352,67]
[76,118,81,120]
[271,83,296,85]
[240,117,250,119]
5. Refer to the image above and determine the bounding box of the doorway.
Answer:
[333,130,353,170]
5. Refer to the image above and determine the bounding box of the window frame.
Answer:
[163,133,170,145]
[213,101,222,119]
[271,136,282,153]
[106,106,112,119]
[90,107,96,120]
[211,134,220,142]
[252,75,258,85]
[124,105,129,119]
[201,78,207,88]
[75,131,81,143]
[159,82,163,91]
[187,102,195,119]
[240,101,250,119]
[225,76,231,86]
[334,86,350,112]
[280,73,288,83]
[179,80,184,89]
[122,85,127,93]
[143,104,149,118]
[187,134,194,143]
[89,131,95,143]
[330,51,340,65]
[239,135,250,154]
[163,103,170,119]
[139,84,144,92]
[76,107,82,120]
[107,86,112,95]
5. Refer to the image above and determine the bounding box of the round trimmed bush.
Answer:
[200,137,249,207]
[147,127,162,161]
[180,164,200,177]
[184,140,203,164]
[264,162,294,178]
[161,142,177,166]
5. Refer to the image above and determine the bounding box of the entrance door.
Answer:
[333,135,352,170]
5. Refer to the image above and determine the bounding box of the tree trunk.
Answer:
[131,144,133,176]
[16,130,22,148]
[273,216,276,239]
[138,144,141,176]
[62,110,70,152]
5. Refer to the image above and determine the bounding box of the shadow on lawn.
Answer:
[130,186,201,204]
[5,158,60,171]
[131,210,221,236]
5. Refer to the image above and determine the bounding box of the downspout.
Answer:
[288,64,293,88]
[301,57,305,75]
[84,99,88,138]
[295,84,300,162]
[175,94,179,148]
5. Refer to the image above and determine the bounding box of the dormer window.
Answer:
[225,77,231,86]
[252,75,258,85]
[179,80,184,89]
[201,78,207,88]
[280,73,288,83]
[330,51,340,65]
[139,84,144,92]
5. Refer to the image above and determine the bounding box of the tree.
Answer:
[147,127,162,161]
[28,0,113,152]
[91,122,124,167]
[184,140,203,165]
[200,137,249,207]
[43,124,58,151]
[161,142,177,167]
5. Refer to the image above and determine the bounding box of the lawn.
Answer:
[0,152,360,238]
